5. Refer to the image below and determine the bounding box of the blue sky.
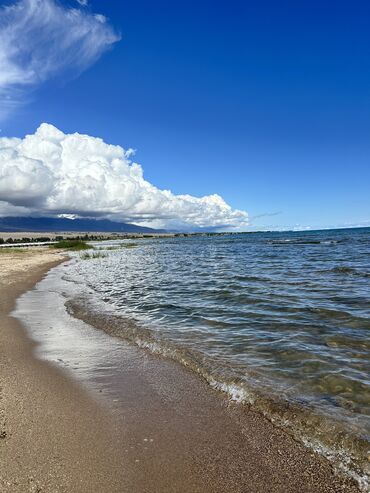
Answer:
[0,0,369,230]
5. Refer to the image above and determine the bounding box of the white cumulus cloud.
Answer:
[0,0,120,119]
[0,123,248,230]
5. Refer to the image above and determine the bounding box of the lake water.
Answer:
[37,228,370,488]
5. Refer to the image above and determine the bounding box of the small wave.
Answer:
[321,266,370,278]
[269,239,341,245]
[209,379,255,404]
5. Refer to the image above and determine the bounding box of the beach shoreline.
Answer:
[0,250,133,492]
[0,249,361,492]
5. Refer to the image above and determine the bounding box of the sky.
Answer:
[0,0,369,231]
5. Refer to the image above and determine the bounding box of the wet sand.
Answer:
[0,250,130,492]
[0,249,361,492]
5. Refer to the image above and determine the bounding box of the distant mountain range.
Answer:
[0,216,163,233]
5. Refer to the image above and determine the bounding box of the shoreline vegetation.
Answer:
[0,247,362,492]
[0,231,243,245]
[51,239,92,250]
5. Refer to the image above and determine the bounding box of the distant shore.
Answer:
[0,248,361,492]
[0,231,239,248]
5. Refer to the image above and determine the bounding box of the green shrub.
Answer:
[51,240,92,251]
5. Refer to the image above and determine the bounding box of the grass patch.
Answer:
[80,251,107,260]
[98,243,138,251]
[122,243,138,248]
[103,246,121,251]
[0,247,27,254]
[51,240,92,251]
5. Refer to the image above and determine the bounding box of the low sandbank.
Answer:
[0,249,361,492]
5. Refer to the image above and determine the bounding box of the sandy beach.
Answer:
[0,249,361,492]
[0,250,130,492]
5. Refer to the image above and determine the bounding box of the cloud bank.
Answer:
[0,124,248,230]
[0,0,119,119]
